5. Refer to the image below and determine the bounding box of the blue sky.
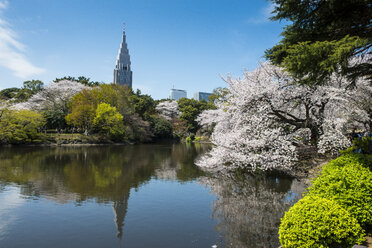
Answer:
[0,0,285,99]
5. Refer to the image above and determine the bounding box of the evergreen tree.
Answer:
[265,0,371,85]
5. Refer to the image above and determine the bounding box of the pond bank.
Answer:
[1,133,180,147]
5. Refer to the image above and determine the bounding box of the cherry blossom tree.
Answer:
[155,100,180,121]
[12,80,90,113]
[197,62,369,171]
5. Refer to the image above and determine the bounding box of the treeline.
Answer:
[0,78,216,145]
[0,76,100,102]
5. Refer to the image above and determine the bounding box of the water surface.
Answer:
[0,143,305,248]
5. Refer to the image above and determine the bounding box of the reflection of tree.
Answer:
[0,143,210,240]
[199,173,305,248]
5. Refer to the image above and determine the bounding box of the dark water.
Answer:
[0,143,305,248]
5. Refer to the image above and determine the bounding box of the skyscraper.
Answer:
[170,88,187,100]
[194,92,212,101]
[113,24,133,87]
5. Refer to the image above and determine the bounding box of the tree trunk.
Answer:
[310,126,320,148]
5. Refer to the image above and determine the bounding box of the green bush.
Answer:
[185,136,192,143]
[329,151,372,168]
[279,196,365,248]
[307,160,372,227]
[194,137,201,142]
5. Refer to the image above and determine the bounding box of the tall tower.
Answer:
[114,24,133,87]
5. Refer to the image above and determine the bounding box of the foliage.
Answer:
[65,84,131,132]
[65,89,96,133]
[307,158,372,227]
[89,84,133,115]
[197,63,369,171]
[7,80,45,102]
[2,80,161,143]
[0,87,20,100]
[279,195,365,248]
[352,137,372,155]
[65,84,153,142]
[266,0,372,85]
[43,109,67,129]
[0,109,45,144]
[129,89,156,120]
[148,115,173,139]
[54,76,101,87]
[124,114,153,143]
[93,103,124,140]
[331,151,372,168]
[177,98,215,134]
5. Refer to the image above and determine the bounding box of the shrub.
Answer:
[194,136,201,142]
[279,196,364,248]
[329,151,372,168]
[307,160,372,227]
[186,136,192,143]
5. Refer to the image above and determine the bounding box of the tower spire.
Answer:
[113,23,132,87]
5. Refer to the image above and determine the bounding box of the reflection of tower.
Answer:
[113,23,133,87]
[112,194,130,240]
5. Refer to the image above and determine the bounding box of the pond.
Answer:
[0,143,305,248]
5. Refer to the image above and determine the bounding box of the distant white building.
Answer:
[170,89,187,100]
[194,92,212,101]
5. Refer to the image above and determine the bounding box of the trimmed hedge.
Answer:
[332,151,372,168]
[280,144,372,248]
[279,196,365,248]
[307,160,372,227]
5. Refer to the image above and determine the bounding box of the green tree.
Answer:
[90,84,133,116]
[178,98,215,134]
[14,80,44,102]
[43,109,67,130]
[93,103,124,140]
[65,84,154,142]
[129,89,156,120]
[265,0,371,85]
[0,109,45,144]
[55,76,101,87]
[0,87,20,100]
[65,89,96,133]
[149,116,173,139]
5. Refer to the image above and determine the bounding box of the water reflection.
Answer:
[200,173,305,248]
[0,143,208,241]
[0,144,305,247]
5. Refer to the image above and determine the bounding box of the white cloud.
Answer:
[246,3,275,24]
[0,1,45,79]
